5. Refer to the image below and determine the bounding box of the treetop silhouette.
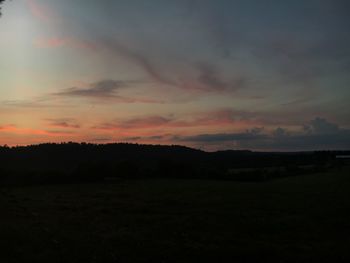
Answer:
[0,0,7,16]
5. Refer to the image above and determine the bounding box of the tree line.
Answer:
[0,142,346,185]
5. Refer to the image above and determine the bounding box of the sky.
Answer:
[0,0,349,151]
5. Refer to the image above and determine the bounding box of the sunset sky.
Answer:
[0,0,349,151]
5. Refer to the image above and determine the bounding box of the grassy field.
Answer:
[1,167,349,263]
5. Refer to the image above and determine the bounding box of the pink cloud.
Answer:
[26,0,53,22]
[0,125,73,137]
[93,110,261,131]
[34,37,97,50]
[95,116,172,131]
[34,37,66,48]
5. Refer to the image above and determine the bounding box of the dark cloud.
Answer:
[55,80,126,98]
[307,117,339,134]
[53,79,161,103]
[93,116,348,150]
[121,136,142,141]
[46,118,80,129]
[148,135,166,140]
[174,117,350,151]
[257,131,350,151]
[88,137,113,143]
[272,127,288,138]
[178,128,266,143]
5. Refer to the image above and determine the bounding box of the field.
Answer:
[1,167,349,263]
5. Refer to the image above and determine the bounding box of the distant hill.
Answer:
[0,143,349,185]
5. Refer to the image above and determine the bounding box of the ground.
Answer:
[1,167,349,263]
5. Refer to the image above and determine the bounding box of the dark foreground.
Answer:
[1,167,349,263]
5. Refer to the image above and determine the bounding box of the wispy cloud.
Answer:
[32,33,247,99]
[100,39,245,95]
[26,0,54,22]
[54,80,126,98]
[0,124,16,131]
[95,116,173,130]
[101,38,175,86]
[0,97,71,109]
[45,118,80,129]
[177,62,247,95]
[0,124,74,137]
[196,63,231,91]
[34,37,66,48]
[177,128,266,143]
[93,109,260,131]
[34,37,96,50]
[53,79,160,103]
[1,80,161,110]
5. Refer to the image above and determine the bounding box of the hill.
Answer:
[0,143,349,185]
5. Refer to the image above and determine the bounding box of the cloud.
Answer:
[1,81,160,109]
[305,117,339,134]
[0,124,16,131]
[53,79,161,103]
[100,39,245,95]
[272,127,288,138]
[0,124,74,137]
[26,0,54,22]
[195,63,245,92]
[120,136,142,141]
[177,128,266,143]
[34,37,66,48]
[185,1,349,99]
[251,32,350,93]
[92,110,347,141]
[55,80,126,98]
[101,38,175,86]
[196,63,228,91]
[34,34,246,100]
[93,109,261,131]
[46,118,80,129]
[184,0,240,58]
[0,97,73,109]
[34,37,96,50]
[148,135,167,140]
[174,117,350,151]
[95,116,173,130]
[259,131,350,151]
[85,137,114,143]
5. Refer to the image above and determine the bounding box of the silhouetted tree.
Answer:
[0,0,6,16]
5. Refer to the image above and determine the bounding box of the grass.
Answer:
[1,166,349,263]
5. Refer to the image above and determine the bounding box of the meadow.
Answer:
[1,166,349,263]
